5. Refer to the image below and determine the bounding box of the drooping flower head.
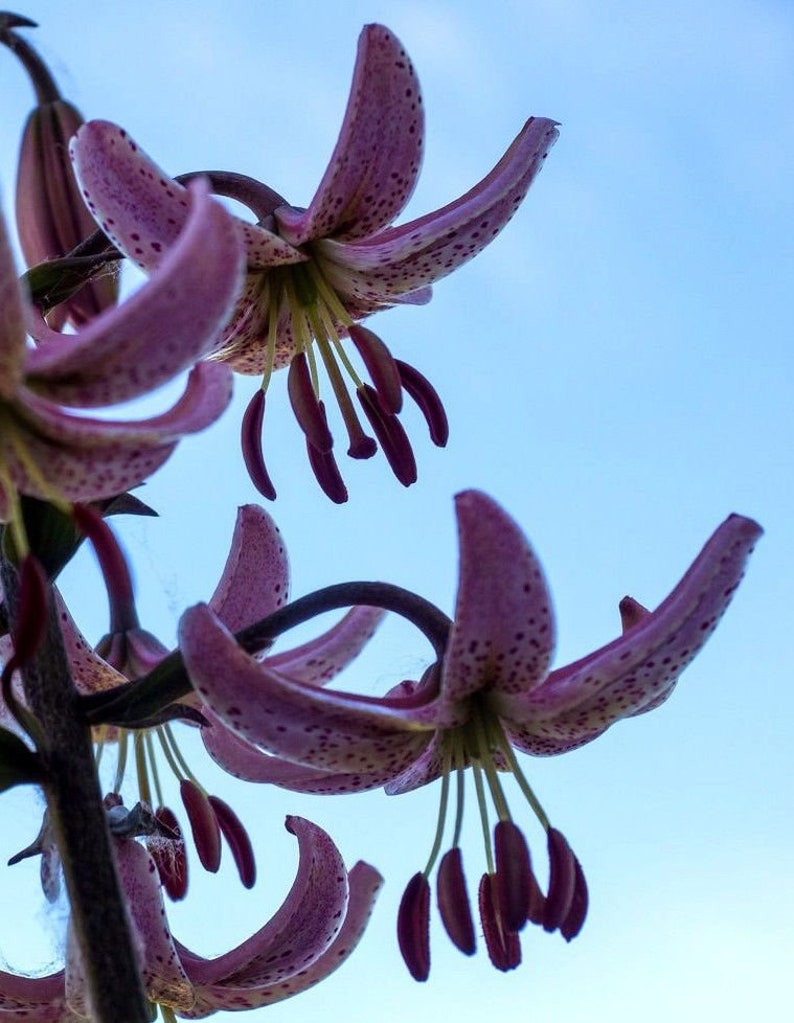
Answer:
[69,24,559,501]
[3,504,383,899]
[177,490,762,976]
[0,177,243,562]
[0,816,383,1020]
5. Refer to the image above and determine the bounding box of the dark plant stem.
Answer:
[0,556,150,1023]
[83,580,451,727]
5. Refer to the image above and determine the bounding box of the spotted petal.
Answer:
[25,180,244,407]
[316,116,559,302]
[274,24,424,246]
[439,490,556,713]
[179,844,382,1016]
[180,602,433,775]
[69,120,304,271]
[265,606,385,681]
[5,362,232,504]
[207,504,290,632]
[500,514,763,755]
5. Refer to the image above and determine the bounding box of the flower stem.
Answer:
[0,555,150,1023]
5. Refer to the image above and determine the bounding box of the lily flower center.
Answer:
[232,234,448,503]
[398,697,588,978]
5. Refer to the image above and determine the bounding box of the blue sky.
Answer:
[1,2,792,1021]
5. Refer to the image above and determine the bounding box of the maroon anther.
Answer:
[147,806,188,901]
[357,384,418,486]
[526,864,546,926]
[478,873,521,972]
[306,405,349,503]
[436,847,476,955]
[288,351,333,452]
[543,827,577,932]
[494,820,531,933]
[397,872,431,982]
[179,779,221,873]
[395,360,449,447]
[208,795,256,889]
[241,389,276,500]
[560,855,588,941]
[348,325,403,414]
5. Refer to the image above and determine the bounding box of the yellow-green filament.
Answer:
[471,762,495,876]
[422,745,453,877]
[160,724,203,789]
[145,730,165,808]
[112,730,129,793]
[134,731,152,806]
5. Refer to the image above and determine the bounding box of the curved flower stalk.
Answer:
[2,504,383,896]
[69,24,559,501]
[0,817,383,1020]
[179,490,762,976]
[0,14,117,326]
[0,179,243,554]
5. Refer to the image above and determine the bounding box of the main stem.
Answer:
[0,557,150,1023]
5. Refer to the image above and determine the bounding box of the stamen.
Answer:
[437,847,476,955]
[395,359,449,446]
[348,326,403,414]
[208,795,256,889]
[493,820,531,933]
[288,352,333,451]
[543,827,577,932]
[397,872,431,982]
[311,328,376,459]
[478,873,521,972]
[356,385,417,486]
[559,855,588,941]
[305,403,349,503]
[241,388,277,500]
[179,779,221,873]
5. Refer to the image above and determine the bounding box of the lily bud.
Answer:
[3,21,117,326]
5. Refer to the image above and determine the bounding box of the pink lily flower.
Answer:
[0,817,383,1020]
[5,504,383,895]
[178,490,762,976]
[69,24,559,501]
[0,178,243,529]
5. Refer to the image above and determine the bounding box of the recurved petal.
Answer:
[504,514,763,754]
[7,362,232,503]
[439,490,556,710]
[70,120,302,270]
[201,712,397,793]
[111,838,194,1012]
[53,591,126,695]
[264,606,385,683]
[207,505,290,632]
[179,858,382,1017]
[175,816,347,989]
[25,180,244,407]
[0,968,65,1012]
[180,602,432,775]
[274,24,423,246]
[316,116,559,301]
